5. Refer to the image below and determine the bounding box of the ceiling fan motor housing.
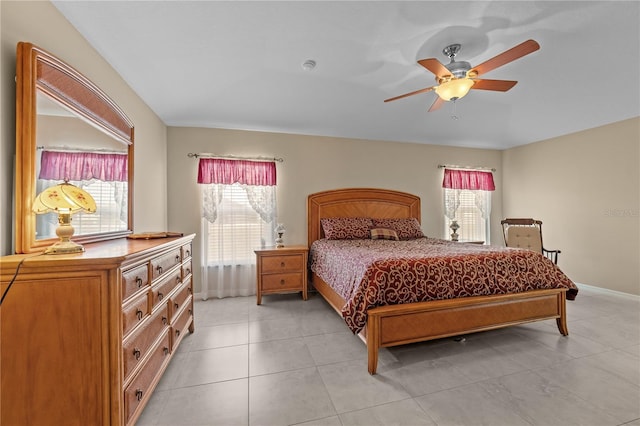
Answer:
[445,60,471,78]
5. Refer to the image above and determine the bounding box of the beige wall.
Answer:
[1,1,168,255]
[167,127,503,293]
[503,117,640,295]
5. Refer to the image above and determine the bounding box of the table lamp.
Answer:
[32,181,97,254]
[275,223,285,247]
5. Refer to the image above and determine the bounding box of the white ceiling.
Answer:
[52,1,640,150]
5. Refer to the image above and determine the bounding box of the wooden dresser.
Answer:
[0,234,195,426]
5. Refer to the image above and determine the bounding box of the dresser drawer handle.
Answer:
[280,279,285,286]
[136,309,143,320]
[162,316,168,325]
[136,277,143,287]
[175,329,180,337]
[158,292,164,301]
[135,389,143,401]
[280,261,285,268]
[185,268,191,275]
[133,348,141,360]
[174,302,179,310]
[175,255,180,263]
[185,250,190,257]
[156,265,163,274]
[163,347,169,355]
[175,276,181,283]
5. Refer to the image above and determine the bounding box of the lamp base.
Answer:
[44,239,85,255]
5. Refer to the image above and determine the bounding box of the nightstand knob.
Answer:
[280,279,285,286]
[280,261,285,268]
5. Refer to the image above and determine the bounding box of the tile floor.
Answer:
[138,285,640,426]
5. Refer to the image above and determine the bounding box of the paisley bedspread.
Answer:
[310,238,578,334]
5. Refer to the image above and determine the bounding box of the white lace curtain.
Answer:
[198,158,277,299]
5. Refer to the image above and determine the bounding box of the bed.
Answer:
[307,188,578,374]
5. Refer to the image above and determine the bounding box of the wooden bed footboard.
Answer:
[312,272,568,374]
[366,288,568,374]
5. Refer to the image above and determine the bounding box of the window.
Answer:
[204,184,274,265]
[198,158,277,298]
[442,168,495,244]
[35,179,127,239]
[36,150,128,238]
[443,189,491,243]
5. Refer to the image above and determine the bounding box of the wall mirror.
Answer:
[15,42,134,253]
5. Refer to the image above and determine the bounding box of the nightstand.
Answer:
[255,245,308,305]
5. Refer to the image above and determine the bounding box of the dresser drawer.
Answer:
[122,290,150,337]
[123,304,169,381]
[182,259,192,280]
[123,330,171,425]
[261,272,303,291]
[181,243,192,260]
[171,301,193,351]
[150,266,182,311]
[170,280,192,319]
[122,263,150,301]
[151,248,182,281]
[260,254,304,273]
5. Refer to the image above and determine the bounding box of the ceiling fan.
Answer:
[384,39,540,112]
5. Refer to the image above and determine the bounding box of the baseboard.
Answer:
[576,282,640,300]
[194,291,256,301]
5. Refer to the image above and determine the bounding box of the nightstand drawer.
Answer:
[260,254,304,273]
[261,272,303,291]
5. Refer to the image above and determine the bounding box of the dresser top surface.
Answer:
[1,234,195,272]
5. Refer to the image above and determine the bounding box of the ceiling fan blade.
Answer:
[471,39,540,76]
[384,86,435,102]
[418,58,451,78]
[428,96,445,112]
[471,79,518,91]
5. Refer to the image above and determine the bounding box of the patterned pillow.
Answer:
[372,218,424,240]
[370,228,399,241]
[321,217,373,240]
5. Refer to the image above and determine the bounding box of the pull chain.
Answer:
[450,99,460,120]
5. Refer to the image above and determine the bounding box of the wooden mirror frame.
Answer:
[15,42,134,253]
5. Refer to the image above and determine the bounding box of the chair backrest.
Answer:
[501,218,544,254]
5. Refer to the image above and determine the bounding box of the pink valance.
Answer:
[39,150,128,182]
[442,168,495,191]
[197,158,276,185]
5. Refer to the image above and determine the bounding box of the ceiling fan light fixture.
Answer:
[434,78,475,101]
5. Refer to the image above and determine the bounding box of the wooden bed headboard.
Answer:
[307,188,421,245]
